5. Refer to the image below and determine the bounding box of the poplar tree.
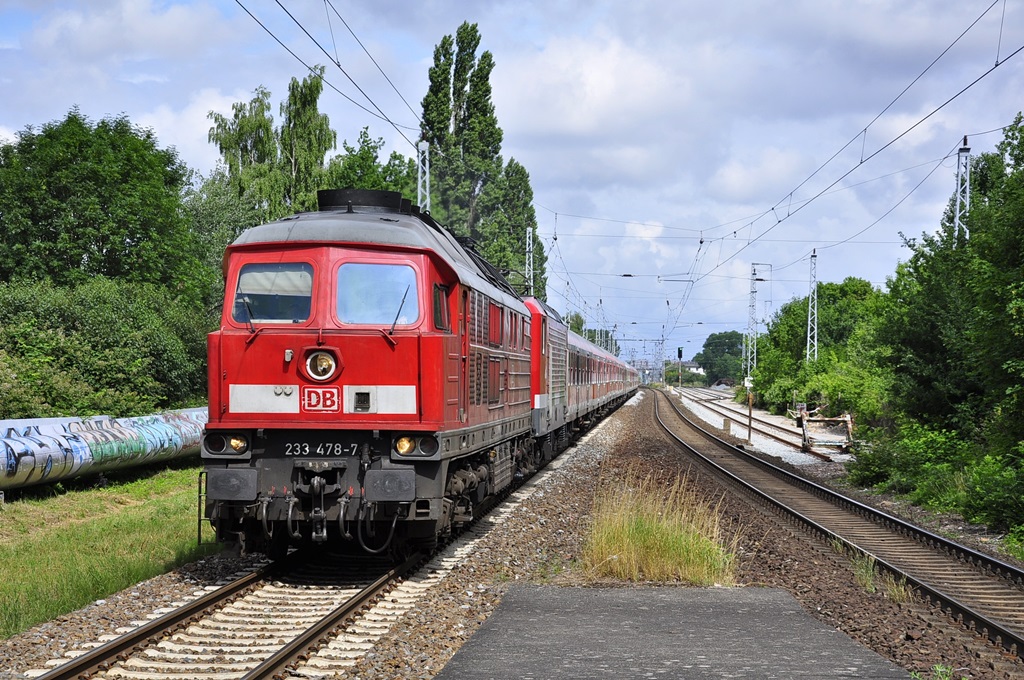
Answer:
[420,22,504,239]
[477,159,548,300]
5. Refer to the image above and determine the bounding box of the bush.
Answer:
[845,433,897,488]
[961,454,1024,530]
[0,278,213,418]
[848,423,972,507]
[1004,525,1024,561]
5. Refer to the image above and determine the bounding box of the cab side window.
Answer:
[433,284,450,331]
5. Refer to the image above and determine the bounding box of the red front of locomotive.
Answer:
[202,192,473,557]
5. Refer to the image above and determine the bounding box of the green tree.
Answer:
[420,22,504,238]
[208,67,336,221]
[279,66,336,212]
[753,277,882,415]
[693,331,743,384]
[476,159,547,300]
[961,114,1024,453]
[206,86,276,198]
[181,166,261,309]
[566,312,586,335]
[878,228,983,431]
[324,128,416,196]
[0,109,198,296]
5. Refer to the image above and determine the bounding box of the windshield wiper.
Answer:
[389,285,411,335]
[238,294,257,334]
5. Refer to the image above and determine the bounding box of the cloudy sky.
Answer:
[2,1,1022,372]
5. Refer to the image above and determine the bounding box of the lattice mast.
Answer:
[806,249,818,362]
[744,264,758,381]
[955,136,971,239]
[416,140,430,212]
[743,264,772,383]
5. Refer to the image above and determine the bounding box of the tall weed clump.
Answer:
[582,469,735,585]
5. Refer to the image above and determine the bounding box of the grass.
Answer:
[581,468,736,584]
[911,664,969,680]
[851,551,877,593]
[0,463,219,639]
[838,544,914,603]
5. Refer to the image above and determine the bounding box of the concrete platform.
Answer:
[435,585,908,679]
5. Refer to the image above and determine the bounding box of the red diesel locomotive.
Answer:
[201,189,637,557]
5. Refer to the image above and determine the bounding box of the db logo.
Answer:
[302,386,340,412]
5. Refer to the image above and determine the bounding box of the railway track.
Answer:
[30,424,590,680]
[673,387,815,454]
[653,387,1024,659]
[32,552,419,680]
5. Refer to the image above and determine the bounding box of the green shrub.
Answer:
[1004,525,1024,561]
[0,278,213,417]
[961,454,1024,530]
[848,424,971,504]
[846,433,898,488]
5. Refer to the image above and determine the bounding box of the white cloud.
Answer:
[119,73,169,85]
[28,0,226,63]
[496,32,692,139]
[135,87,247,175]
[708,147,809,203]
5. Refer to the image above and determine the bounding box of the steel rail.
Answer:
[242,552,423,679]
[672,387,833,459]
[651,387,1024,659]
[35,560,277,680]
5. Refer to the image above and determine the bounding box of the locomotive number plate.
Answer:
[283,442,358,457]
[264,431,373,459]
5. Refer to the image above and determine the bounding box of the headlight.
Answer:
[393,435,439,456]
[306,351,337,381]
[205,433,249,455]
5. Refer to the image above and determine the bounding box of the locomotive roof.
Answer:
[523,297,564,325]
[230,190,527,311]
[524,297,633,371]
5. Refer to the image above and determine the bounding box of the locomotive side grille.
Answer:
[549,323,569,405]
[470,351,483,406]
[475,292,488,343]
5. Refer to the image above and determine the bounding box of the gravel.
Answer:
[2,389,1022,679]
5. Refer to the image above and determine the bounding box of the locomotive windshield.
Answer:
[336,263,420,326]
[232,262,313,324]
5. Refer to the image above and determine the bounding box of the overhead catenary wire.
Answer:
[232,0,409,129]
[532,152,978,244]
[696,38,1024,284]
[323,0,422,123]
[770,140,965,275]
[535,5,1021,309]
[271,0,419,149]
